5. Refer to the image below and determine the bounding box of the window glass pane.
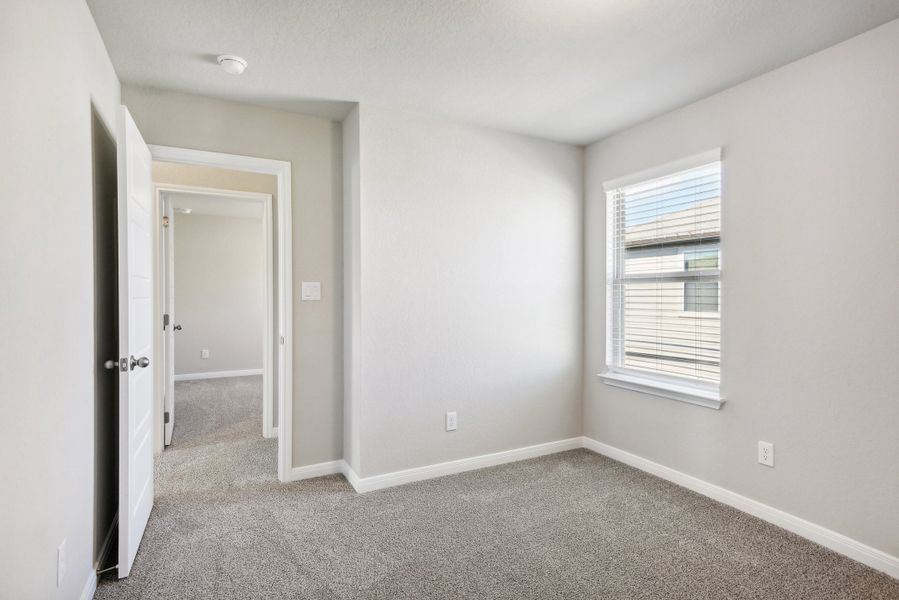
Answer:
[608,160,721,385]
[684,281,719,313]
[684,247,718,271]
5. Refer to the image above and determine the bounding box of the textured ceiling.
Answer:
[87,0,899,144]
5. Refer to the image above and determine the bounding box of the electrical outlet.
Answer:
[445,411,457,432]
[201,348,209,359]
[57,539,66,587]
[758,441,774,467]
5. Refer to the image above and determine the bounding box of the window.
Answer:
[602,151,723,408]
[684,281,718,313]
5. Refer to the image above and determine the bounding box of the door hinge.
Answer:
[280,336,285,345]
[164,411,170,424]
[162,215,170,228]
[163,313,170,330]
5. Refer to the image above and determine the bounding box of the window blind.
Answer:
[606,161,721,385]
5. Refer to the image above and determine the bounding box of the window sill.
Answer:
[597,371,724,410]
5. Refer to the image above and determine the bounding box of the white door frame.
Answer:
[157,184,276,440]
[149,145,294,483]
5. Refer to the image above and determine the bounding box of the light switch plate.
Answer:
[301,281,322,301]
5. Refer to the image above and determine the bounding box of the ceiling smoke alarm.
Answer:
[217,55,247,75]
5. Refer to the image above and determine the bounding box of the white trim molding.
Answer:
[344,438,583,494]
[174,369,263,382]
[286,460,345,482]
[284,438,583,491]
[599,371,724,410]
[342,462,363,491]
[581,437,899,580]
[278,434,899,580]
[80,570,97,600]
[602,147,722,191]
[149,144,294,483]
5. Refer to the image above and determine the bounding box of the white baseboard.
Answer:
[581,436,899,580]
[80,570,97,600]
[286,459,345,482]
[280,434,897,580]
[343,437,584,494]
[174,368,263,382]
[263,426,279,439]
[341,461,362,490]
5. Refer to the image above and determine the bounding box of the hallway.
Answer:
[155,376,275,493]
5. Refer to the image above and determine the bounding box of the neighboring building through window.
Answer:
[684,281,719,313]
[605,155,722,390]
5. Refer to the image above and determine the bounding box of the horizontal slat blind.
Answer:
[607,161,721,384]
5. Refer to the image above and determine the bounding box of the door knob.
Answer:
[130,355,150,370]
[173,324,182,331]
[105,358,127,372]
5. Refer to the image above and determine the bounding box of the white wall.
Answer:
[174,213,264,375]
[584,19,899,558]
[122,86,343,467]
[0,1,120,598]
[346,106,583,477]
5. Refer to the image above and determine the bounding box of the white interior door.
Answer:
[117,106,155,578]
[163,195,175,446]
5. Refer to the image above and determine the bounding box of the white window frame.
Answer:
[599,148,725,410]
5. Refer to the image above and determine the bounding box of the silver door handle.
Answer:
[130,356,150,370]
[173,324,182,331]
[106,358,128,372]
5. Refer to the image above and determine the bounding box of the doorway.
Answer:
[149,145,294,484]
[91,105,119,574]
[157,184,275,445]
[103,110,295,580]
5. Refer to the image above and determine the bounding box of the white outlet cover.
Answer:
[301,281,322,301]
[201,348,209,359]
[758,441,774,467]
[445,411,457,431]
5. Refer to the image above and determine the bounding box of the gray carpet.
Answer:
[96,376,899,599]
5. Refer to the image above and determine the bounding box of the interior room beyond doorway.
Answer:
[153,162,278,459]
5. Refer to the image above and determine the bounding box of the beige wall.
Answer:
[174,213,265,375]
[346,106,584,477]
[154,162,278,196]
[123,85,344,467]
[584,19,899,558]
[0,0,121,598]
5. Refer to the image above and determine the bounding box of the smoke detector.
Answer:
[217,55,247,75]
